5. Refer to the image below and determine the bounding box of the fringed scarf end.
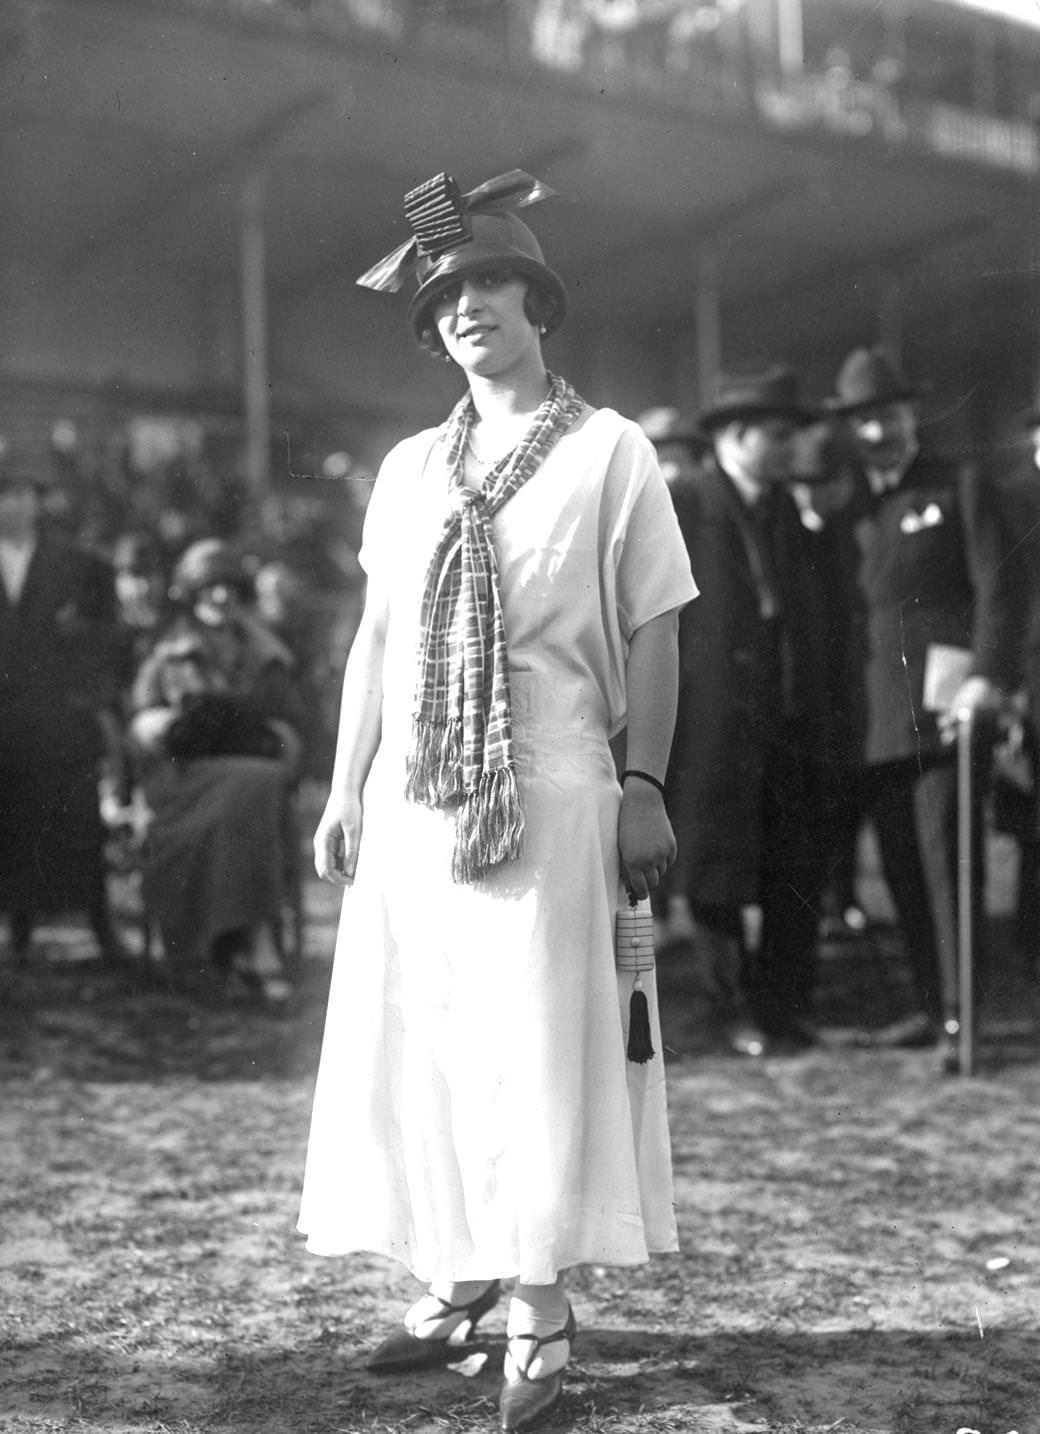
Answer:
[404,716,463,807]
[451,766,525,884]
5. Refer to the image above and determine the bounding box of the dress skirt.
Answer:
[298,710,677,1286]
[141,756,286,970]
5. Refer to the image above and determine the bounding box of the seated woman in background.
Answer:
[128,538,301,1008]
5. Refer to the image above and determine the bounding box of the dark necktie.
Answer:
[745,492,782,620]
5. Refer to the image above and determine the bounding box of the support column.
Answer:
[875,267,903,362]
[696,240,722,409]
[240,164,271,495]
[775,0,804,76]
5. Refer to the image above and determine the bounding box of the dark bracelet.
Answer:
[622,768,666,799]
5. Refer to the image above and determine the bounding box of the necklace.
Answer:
[465,429,514,469]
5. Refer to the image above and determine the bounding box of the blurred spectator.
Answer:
[111,531,173,688]
[128,538,302,1008]
[241,478,371,778]
[254,558,305,639]
[254,557,330,776]
[789,419,870,941]
[638,405,707,492]
[992,407,1040,956]
[664,367,831,1054]
[0,442,127,968]
[155,502,206,565]
[826,348,1017,1069]
[639,403,707,950]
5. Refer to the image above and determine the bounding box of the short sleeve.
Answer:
[357,429,440,581]
[610,424,698,640]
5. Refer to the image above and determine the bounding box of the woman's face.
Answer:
[193,581,240,628]
[432,268,541,377]
[848,400,919,472]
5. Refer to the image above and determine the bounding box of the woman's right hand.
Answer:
[313,790,363,885]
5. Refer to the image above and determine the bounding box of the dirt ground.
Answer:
[3,848,1040,1434]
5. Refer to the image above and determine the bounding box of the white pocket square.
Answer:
[900,502,944,534]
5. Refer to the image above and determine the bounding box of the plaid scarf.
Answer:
[405,372,585,883]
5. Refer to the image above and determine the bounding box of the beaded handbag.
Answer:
[615,892,655,1064]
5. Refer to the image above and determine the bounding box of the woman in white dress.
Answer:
[299,170,697,1432]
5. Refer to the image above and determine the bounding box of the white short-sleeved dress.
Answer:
[298,404,697,1286]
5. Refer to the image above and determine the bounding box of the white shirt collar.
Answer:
[0,537,36,603]
[722,464,766,507]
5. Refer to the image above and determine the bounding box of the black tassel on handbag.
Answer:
[615,891,656,1064]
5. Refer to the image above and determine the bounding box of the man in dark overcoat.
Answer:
[637,405,708,949]
[997,410,1040,755]
[990,409,1040,954]
[826,348,1017,1068]
[665,367,833,1052]
[0,446,124,966]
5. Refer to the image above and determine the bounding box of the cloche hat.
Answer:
[357,169,568,344]
[826,346,924,414]
[696,365,816,434]
[171,539,252,603]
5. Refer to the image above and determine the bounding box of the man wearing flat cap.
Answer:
[665,365,832,1054]
[828,346,1016,1068]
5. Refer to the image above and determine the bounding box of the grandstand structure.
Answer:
[3,0,1039,488]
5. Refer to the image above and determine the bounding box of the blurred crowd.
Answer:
[640,347,1040,1074]
[1,345,1038,1062]
[0,425,371,1008]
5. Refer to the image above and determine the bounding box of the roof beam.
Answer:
[58,89,330,277]
[573,178,806,275]
[728,213,994,319]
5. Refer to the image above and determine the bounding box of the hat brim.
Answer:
[653,428,709,449]
[408,246,568,340]
[823,384,924,415]
[697,401,818,434]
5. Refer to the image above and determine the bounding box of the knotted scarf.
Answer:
[405,372,585,883]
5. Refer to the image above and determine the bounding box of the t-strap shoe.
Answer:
[365,1281,501,1374]
[498,1304,577,1431]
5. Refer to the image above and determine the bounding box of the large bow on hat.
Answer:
[357,169,556,294]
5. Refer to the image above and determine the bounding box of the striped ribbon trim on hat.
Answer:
[405,372,585,883]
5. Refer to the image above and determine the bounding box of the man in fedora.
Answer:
[637,406,708,492]
[638,405,708,948]
[665,365,832,1054]
[827,346,1016,1068]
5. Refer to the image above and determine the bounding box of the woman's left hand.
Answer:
[618,782,676,901]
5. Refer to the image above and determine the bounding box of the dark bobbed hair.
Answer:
[416,269,563,360]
